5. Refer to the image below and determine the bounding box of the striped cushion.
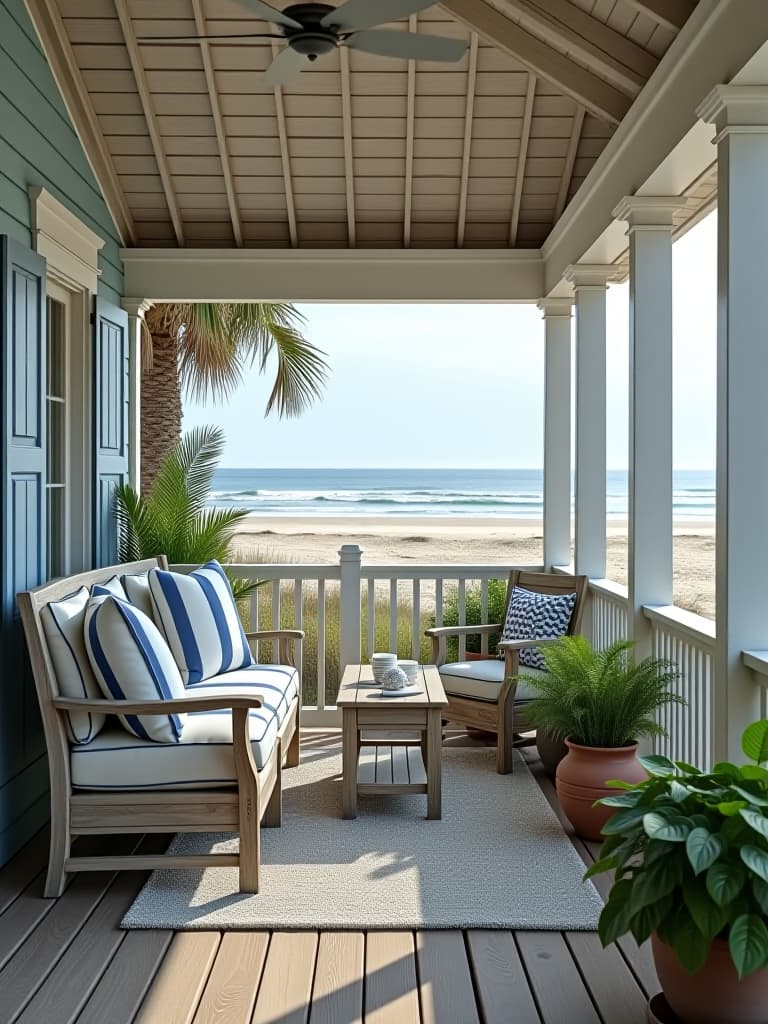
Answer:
[148,560,253,685]
[98,575,129,601]
[70,666,299,788]
[84,593,186,743]
[40,587,106,745]
[121,571,155,622]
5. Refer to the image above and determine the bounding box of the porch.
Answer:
[0,733,653,1024]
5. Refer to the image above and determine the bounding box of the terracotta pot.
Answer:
[652,934,768,1024]
[555,739,646,840]
[536,729,568,777]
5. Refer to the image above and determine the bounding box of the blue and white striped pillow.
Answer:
[148,560,253,685]
[84,590,186,743]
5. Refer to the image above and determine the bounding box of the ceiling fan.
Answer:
[138,0,468,86]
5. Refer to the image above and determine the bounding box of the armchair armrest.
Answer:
[497,637,559,651]
[245,629,304,667]
[425,623,502,667]
[53,693,264,716]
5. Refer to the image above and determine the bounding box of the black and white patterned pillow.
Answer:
[498,587,577,671]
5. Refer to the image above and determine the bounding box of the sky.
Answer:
[183,212,717,471]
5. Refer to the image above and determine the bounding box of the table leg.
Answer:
[342,708,358,819]
[426,708,442,820]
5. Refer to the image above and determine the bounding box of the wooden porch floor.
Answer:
[0,731,658,1024]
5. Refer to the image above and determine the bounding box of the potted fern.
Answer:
[522,636,683,840]
[114,425,259,600]
[588,721,768,1024]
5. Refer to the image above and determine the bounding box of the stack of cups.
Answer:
[396,659,419,683]
[371,652,398,682]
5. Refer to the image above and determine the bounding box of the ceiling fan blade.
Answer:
[345,28,467,62]
[264,45,310,85]
[321,0,435,32]
[238,0,303,29]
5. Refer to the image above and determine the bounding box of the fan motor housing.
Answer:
[282,4,339,59]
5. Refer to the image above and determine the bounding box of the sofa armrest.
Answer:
[245,629,304,667]
[53,693,264,716]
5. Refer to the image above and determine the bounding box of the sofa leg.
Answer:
[285,718,301,768]
[234,707,261,893]
[263,760,282,828]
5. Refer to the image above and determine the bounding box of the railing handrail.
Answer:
[173,563,342,581]
[588,577,629,602]
[743,650,768,679]
[643,603,716,647]
[360,563,542,580]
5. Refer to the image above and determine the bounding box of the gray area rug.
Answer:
[122,746,603,930]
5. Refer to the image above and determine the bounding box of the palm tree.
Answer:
[140,303,328,492]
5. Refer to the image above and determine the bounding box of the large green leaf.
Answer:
[706,861,746,906]
[638,754,676,777]
[663,910,713,974]
[643,811,692,842]
[739,808,768,842]
[686,827,724,876]
[629,895,674,946]
[741,845,768,884]
[601,807,648,835]
[598,879,633,947]
[753,877,768,916]
[627,858,682,913]
[742,721,768,765]
[729,914,768,979]
[598,791,643,809]
[732,785,768,808]
[683,877,729,941]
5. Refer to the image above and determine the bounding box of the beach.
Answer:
[231,515,716,620]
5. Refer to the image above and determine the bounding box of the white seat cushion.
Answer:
[70,665,299,789]
[439,660,546,703]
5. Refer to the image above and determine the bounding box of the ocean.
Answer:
[209,468,716,520]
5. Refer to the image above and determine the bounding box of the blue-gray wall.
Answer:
[0,0,123,304]
[0,0,125,862]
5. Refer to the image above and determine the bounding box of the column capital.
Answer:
[697,85,768,140]
[612,195,687,230]
[122,297,153,320]
[537,297,573,319]
[563,263,622,289]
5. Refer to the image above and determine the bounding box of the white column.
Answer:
[122,298,152,493]
[538,298,573,570]
[338,544,363,670]
[613,197,682,656]
[564,265,619,580]
[698,86,768,760]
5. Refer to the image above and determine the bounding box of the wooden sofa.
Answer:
[18,556,303,897]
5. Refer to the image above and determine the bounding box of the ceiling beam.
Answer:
[509,73,535,246]
[271,42,298,248]
[457,33,479,247]
[502,0,656,93]
[622,0,696,32]
[25,0,135,245]
[440,0,630,125]
[340,47,356,247]
[191,0,243,247]
[554,106,584,222]
[403,14,417,248]
[112,0,184,246]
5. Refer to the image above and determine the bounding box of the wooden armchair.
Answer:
[18,557,303,897]
[425,570,587,774]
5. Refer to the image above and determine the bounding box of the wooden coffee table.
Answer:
[336,663,448,820]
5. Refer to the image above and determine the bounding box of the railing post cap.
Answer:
[338,544,363,559]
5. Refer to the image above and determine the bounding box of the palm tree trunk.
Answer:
[140,307,182,493]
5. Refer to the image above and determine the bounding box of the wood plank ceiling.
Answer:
[49,0,697,249]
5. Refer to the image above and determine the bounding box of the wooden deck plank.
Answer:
[310,931,364,1024]
[136,932,222,1024]
[0,828,49,916]
[193,932,269,1024]
[365,931,420,1024]
[566,930,649,1023]
[466,930,541,1024]
[517,931,601,1024]
[75,929,173,1024]
[251,931,318,1024]
[417,930,480,1024]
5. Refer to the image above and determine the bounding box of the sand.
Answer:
[231,516,716,620]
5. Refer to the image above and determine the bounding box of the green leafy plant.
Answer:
[426,579,508,660]
[588,720,768,979]
[522,636,683,748]
[114,425,259,599]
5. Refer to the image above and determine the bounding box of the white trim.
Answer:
[30,187,104,294]
[122,299,153,494]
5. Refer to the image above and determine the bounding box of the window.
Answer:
[46,294,69,577]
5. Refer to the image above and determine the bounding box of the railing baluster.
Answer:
[480,579,489,656]
[435,578,443,629]
[367,578,375,660]
[458,579,466,661]
[249,591,259,661]
[294,578,303,684]
[317,578,326,710]
[390,579,398,655]
[412,579,421,660]
[272,579,281,664]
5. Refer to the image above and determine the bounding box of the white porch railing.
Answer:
[743,651,768,722]
[589,578,629,651]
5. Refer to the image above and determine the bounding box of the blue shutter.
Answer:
[93,297,129,567]
[0,236,48,862]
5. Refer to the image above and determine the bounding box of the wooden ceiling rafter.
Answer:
[403,13,418,248]
[440,0,631,124]
[509,72,535,246]
[270,40,298,248]
[554,106,585,222]
[456,32,479,247]
[190,0,243,247]
[112,0,185,246]
[622,0,695,32]
[340,46,356,247]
